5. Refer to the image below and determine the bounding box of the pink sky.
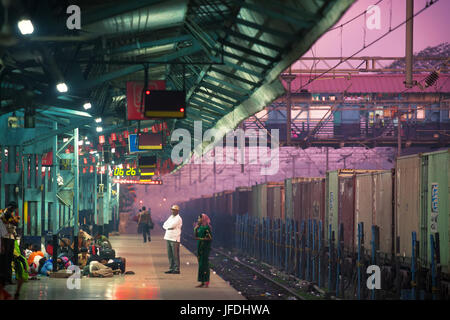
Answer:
[293,0,449,66]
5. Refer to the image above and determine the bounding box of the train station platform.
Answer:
[6,226,245,300]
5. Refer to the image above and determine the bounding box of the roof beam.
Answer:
[204,75,252,95]
[172,0,355,172]
[83,0,166,26]
[220,39,277,62]
[238,1,317,28]
[209,66,258,87]
[234,17,294,40]
[196,88,236,105]
[227,30,283,52]
[79,43,203,90]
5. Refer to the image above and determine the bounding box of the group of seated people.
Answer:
[21,229,127,278]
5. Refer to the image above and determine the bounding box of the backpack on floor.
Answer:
[99,247,115,260]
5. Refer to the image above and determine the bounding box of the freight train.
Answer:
[179,148,450,300]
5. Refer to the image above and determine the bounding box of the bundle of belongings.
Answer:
[20,230,130,279]
[79,233,127,277]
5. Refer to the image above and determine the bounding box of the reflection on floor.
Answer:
[6,225,245,300]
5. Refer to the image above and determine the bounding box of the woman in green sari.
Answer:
[194,213,212,288]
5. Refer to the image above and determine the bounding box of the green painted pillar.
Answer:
[23,155,29,235]
[37,154,42,236]
[8,145,17,203]
[44,167,49,232]
[1,146,5,209]
[51,122,58,233]
[30,154,36,235]
[73,128,79,234]
[17,147,23,233]
[94,172,98,225]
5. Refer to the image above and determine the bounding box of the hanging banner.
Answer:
[42,151,53,166]
[126,81,166,120]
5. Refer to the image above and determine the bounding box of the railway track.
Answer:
[182,235,328,300]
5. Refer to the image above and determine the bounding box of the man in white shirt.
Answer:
[162,204,182,274]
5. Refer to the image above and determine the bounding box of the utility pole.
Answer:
[397,113,402,156]
[282,68,296,145]
[405,0,414,88]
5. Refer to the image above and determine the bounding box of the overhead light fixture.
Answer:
[95,118,102,123]
[85,141,90,145]
[18,19,34,35]
[78,140,84,146]
[83,102,92,110]
[111,148,115,153]
[56,82,68,93]
[63,138,68,142]
[96,126,103,132]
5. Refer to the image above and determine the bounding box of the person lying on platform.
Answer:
[99,258,122,275]
[100,257,127,274]
[37,257,53,276]
[78,247,90,269]
[88,259,119,277]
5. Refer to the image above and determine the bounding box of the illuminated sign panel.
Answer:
[113,178,162,185]
[138,133,163,150]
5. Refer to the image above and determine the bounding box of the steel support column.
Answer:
[73,128,79,234]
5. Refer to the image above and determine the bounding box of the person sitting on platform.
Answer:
[78,247,90,269]
[95,234,112,249]
[57,238,74,260]
[44,240,53,259]
[24,244,33,260]
[78,230,93,250]
[28,245,44,274]
[56,255,72,270]
[29,252,45,275]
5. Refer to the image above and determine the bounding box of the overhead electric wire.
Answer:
[327,0,386,33]
[292,0,440,94]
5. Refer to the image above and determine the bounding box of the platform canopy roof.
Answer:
[0,0,354,169]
